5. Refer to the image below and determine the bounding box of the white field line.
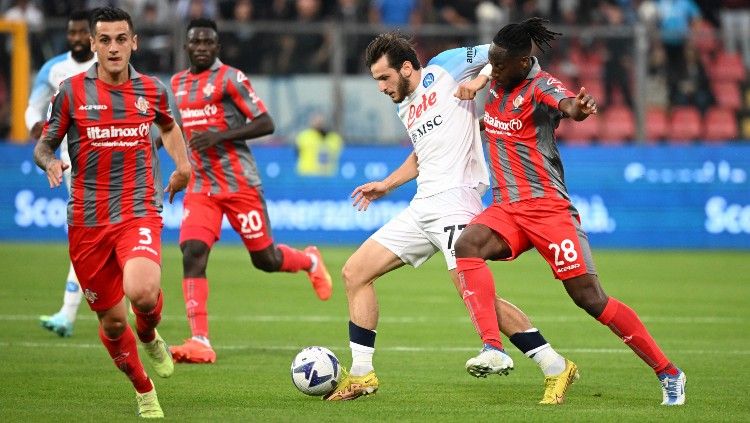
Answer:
[0,314,742,324]
[0,340,748,356]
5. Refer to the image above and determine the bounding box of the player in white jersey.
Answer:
[325,32,576,404]
[26,10,97,337]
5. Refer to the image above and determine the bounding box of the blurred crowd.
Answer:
[0,0,749,142]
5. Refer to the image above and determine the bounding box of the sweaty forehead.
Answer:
[188,27,218,41]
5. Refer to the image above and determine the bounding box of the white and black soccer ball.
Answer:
[290,346,341,396]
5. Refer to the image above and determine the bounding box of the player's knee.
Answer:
[340,261,362,290]
[101,318,127,338]
[454,235,480,258]
[130,290,159,312]
[568,282,608,317]
[181,241,209,276]
[251,253,280,273]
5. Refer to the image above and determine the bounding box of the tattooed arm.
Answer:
[34,135,67,188]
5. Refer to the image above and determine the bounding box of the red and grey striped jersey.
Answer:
[171,59,268,194]
[42,63,174,227]
[483,57,575,204]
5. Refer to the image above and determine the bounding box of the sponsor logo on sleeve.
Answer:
[465,47,475,63]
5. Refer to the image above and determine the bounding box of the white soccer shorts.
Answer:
[370,186,483,270]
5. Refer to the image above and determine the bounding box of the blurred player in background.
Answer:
[33,7,191,417]
[325,32,577,404]
[453,17,686,406]
[25,9,96,337]
[168,18,333,364]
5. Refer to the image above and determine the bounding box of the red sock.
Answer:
[277,244,313,272]
[457,257,503,350]
[597,297,671,373]
[132,290,163,343]
[99,325,153,393]
[183,278,209,338]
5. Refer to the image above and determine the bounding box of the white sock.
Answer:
[192,336,211,347]
[59,263,82,323]
[527,343,566,376]
[349,341,375,376]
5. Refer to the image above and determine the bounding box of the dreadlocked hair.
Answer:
[492,17,562,56]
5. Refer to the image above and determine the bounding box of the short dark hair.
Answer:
[90,7,134,34]
[492,17,562,57]
[68,9,90,23]
[365,32,421,71]
[187,18,218,34]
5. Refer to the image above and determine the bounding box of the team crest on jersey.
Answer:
[202,82,215,98]
[513,95,524,109]
[423,73,434,88]
[83,289,98,304]
[135,96,150,115]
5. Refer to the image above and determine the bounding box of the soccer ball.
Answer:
[290,346,341,396]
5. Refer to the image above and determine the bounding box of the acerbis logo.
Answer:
[87,122,150,140]
[423,73,434,88]
[78,104,108,111]
[557,263,581,273]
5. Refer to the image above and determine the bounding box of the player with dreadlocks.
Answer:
[452,17,686,405]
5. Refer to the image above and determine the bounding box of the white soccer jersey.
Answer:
[397,45,490,199]
[25,51,96,189]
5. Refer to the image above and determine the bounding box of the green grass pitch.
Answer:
[0,243,748,421]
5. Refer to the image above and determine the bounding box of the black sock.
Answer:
[509,330,548,356]
[348,321,376,348]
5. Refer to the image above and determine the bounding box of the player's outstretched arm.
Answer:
[158,120,192,203]
[33,135,67,188]
[560,87,598,121]
[351,151,418,211]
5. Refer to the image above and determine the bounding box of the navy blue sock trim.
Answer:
[508,331,547,355]
[349,321,376,348]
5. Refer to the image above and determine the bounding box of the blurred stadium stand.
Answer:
[0,0,748,145]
